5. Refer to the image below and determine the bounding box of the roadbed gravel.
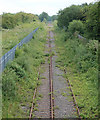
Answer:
[33,28,77,118]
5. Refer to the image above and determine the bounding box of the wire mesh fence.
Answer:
[0,27,38,74]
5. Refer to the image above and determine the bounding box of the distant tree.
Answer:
[43,18,47,23]
[15,12,36,24]
[51,15,58,21]
[39,12,49,22]
[57,5,83,29]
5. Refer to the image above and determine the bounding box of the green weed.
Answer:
[2,22,47,118]
[54,26,98,118]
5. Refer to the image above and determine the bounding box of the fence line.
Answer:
[0,27,39,74]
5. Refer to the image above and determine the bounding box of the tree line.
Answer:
[1,11,57,29]
[38,12,57,22]
[1,1,99,40]
[1,12,38,29]
[57,2,99,40]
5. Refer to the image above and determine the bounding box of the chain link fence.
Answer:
[0,27,38,74]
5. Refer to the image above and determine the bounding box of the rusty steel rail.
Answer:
[64,69,81,119]
[49,31,54,119]
[29,71,40,119]
[29,29,54,119]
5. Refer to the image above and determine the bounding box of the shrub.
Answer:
[2,70,18,99]
[68,20,84,34]
[7,62,26,79]
[2,12,38,29]
[2,14,17,29]
[15,48,23,57]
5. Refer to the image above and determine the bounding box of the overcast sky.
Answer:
[1,0,97,16]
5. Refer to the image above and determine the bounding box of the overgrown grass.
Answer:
[2,22,47,118]
[54,27,98,118]
[2,20,41,55]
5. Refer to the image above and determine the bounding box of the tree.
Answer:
[2,13,17,29]
[57,5,83,29]
[85,2,99,39]
[68,20,84,34]
[2,12,38,29]
[51,15,57,21]
[39,12,49,22]
[43,18,47,23]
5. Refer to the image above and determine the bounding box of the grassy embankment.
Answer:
[2,22,48,118]
[53,25,98,118]
[2,21,40,55]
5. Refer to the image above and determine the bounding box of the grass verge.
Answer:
[2,21,41,55]
[2,22,47,118]
[54,27,98,118]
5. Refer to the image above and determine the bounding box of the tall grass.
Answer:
[2,22,47,118]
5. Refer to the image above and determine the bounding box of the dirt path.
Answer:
[33,25,77,118]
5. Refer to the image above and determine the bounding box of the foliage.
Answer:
[39,12,57,22]
[2,69,18,99]
[80,3,89,22]
[2,21,40,55]
[57,1,99,40]
[68,20,84,34]
[2,13,16,29]
[54,27,98,118]
[2,22,47,118]
[85,2,99,39]
[57,5,82,29]
[2,12,38,29]
[39,12,49,22]
[51,15,58,21]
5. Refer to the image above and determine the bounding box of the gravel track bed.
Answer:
[33,40,50,118]
[33,29,77,118]
[50,31,77,118]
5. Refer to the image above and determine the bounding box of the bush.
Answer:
[2,14,17,29]
[68,20,84,34]
[2,70,18,99]
[2,12,38,29]
[7,62,26,79]
[54,28,98,118]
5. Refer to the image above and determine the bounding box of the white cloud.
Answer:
[0,0,96,15]
[22,0,60,3]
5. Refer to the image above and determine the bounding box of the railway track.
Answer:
[29,29,54,119]
[29,25,81,119]
[64,69,81,119]
[29,71,40,119]
[49,30,54,119]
